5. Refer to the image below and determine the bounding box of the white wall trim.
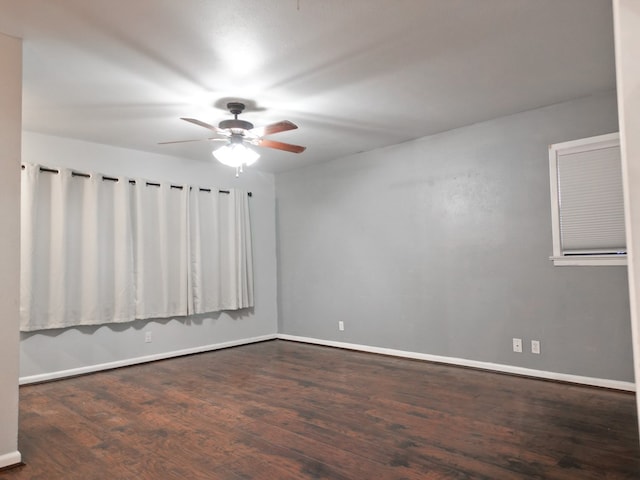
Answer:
[549,255,627,266]
[19,332,635,392]
[278,334,636,392]
[19,334,277,385]
[0,451,22,470]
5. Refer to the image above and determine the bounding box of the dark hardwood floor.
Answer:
[2,339,639,479]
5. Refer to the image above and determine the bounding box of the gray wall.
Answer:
[20,132,278,379]
[0,32,22,467]
[275,91,634,382]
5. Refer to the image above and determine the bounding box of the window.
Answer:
[548,132,626,266]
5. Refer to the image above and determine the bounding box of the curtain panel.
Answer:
[20,164,254,332]
[188,188,254,314]
[133,182,189,319]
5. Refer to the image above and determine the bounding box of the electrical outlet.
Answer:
[531,340,540,354]
[145,331,152,343]
[338,321,345,331]
[512,338,522,353]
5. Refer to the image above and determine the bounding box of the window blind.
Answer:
[556,145,625,254]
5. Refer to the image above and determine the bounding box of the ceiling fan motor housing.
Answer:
[219,118,254,130]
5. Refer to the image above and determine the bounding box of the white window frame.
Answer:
[548,132,626,266]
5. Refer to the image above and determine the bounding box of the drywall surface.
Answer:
[0,32,22,468]
[276,91,634,382]
[19,132,278,379]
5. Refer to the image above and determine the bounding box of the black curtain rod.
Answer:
[21,165,252,196]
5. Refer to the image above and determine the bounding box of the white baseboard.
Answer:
[277,334,636,392]
[19,332,635,392]
[0,451,22,469]
[19,334,277,385]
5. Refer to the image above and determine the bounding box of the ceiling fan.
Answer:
[160,102,306,174]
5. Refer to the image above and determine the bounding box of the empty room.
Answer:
[1,0,640,478]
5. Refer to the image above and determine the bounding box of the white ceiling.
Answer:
[0,0,616,173]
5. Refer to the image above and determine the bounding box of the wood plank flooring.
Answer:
[2,339,639,479]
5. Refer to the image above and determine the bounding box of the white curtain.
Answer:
[20,164,135,331]
[231,189,254,310]
[20,164,252,331]
[133,181,189,319]
[188,188,254,313]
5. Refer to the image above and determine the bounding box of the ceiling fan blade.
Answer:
[258,138,306,154]
[181,117,228,135]
[249,120,298,137]
[158,137,218,145]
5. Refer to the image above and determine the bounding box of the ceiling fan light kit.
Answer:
[161,101,306,176]
[213,141,260,172]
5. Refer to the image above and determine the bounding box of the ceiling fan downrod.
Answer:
[219,102,254,131]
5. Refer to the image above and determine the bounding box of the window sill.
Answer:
[549,255,627,266]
